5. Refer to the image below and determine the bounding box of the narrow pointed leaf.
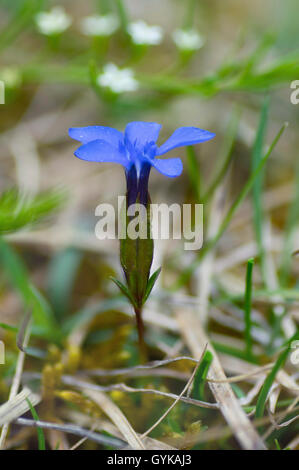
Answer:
[143,267,161,303]
[110,276,137,308]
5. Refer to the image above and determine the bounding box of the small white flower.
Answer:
[128,20,163,46]
[172,28,204,51]
[80,14,119,37]
[35,7,72,36]
[97,63,139,93]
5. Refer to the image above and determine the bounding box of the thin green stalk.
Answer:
[134,306,147,364]
[251,97,269,284]
[279,160,299,287]
[173,122,288,289]
[96,0,110,13]
[184,0,197,29]
[202,107,240,204]
[244,258,254,359]
[26,399,46,450]
[191,350,213,400]
[212,341,259,364]
[115,0,128,33]
[186,146,201,202]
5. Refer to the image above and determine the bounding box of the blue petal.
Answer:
[125,121,162,149]
[157,127,215,155]
[69,126,123,146]
[74,139,128,167]
[150,157,183,177]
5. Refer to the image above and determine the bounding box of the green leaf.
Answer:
[274,439,281,450]
[279,161,299,287]
[186,146,201,202]
[202,106,240,203]
[244,258,254,359]
[0,237,60,342]
[143,267,161,303]
[255,331,299,419]
[251,97,269,283]
[110,276,137,308]
[0,322,18,332]
[26,398,46,450]
[191,350,213,401]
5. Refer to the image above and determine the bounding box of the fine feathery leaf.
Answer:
[0,188,65,235]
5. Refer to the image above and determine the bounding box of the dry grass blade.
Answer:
[0,388,40,428]
[84,355,198,376]
[207,364,273,383]
[15,418,125,448]
[83,388,145,450]
[268,412,299,430]
[61,375,219,409]
[176,308,266,450]
[0,319,31,449]
[262,396,299,440]
[63,410,177,450]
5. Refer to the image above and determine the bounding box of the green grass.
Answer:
[244,258,254,359]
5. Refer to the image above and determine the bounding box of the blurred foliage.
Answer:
[0,0,298,451]
[0,188,65,234]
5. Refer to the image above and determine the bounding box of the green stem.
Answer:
[244,258,254,358]
[134,306,147,363]
[184,0,197,29]
[115,0,128,33]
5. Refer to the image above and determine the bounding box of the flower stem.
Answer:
[115,0,128,33]
[134,306,147,363]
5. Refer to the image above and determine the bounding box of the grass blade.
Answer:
[186,146,201,202]
[244,258,254,359]
[255,331,299,419]
[191,350,213,401]
[26,399,46,450]
[202,107,240,204]
[279,161,299,287]
[251,97,269,283]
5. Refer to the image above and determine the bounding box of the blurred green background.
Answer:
[0,0,298,451]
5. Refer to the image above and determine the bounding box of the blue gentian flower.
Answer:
[69,121,215,205]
